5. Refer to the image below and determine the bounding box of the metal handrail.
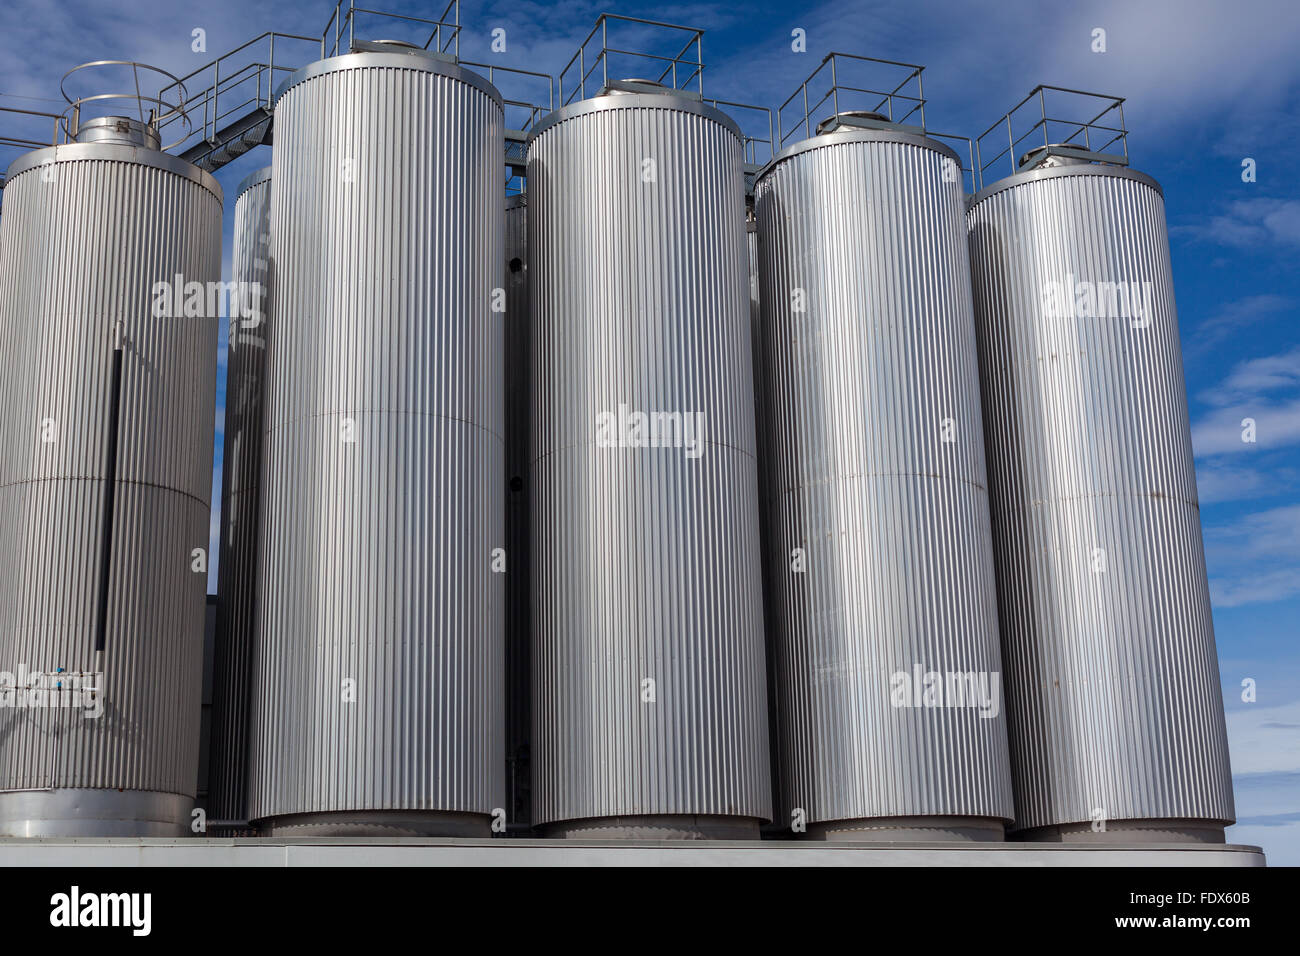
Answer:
[322,0,460,58]
[559,13,704,105]
[706,98,774,165]
[0,104,63,183]
[778,52,926,147]
[974,85,1127,188]
[155,32,319,152]
[59,60,191,151]
[925,130,977,193]
[459,60,554,131]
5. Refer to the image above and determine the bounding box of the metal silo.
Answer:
[247,46,505,836]
[967,89,1235,841]
[528,65,771,836]
[209,166,271,834]
[0,67,221,836]
[755,57,1013,840]
[504,193,530,828]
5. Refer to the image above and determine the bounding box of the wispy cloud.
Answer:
[1192,400,1300,456]
[1191,345,1300,460]
[1205,504,1300,607]
[1223,699,1300,861]
[1188,294,1293,354]
[1226,697,1300,775]
[1177,198,1300,249]
[1195,460,1292,504]
[1212,568,1300,608]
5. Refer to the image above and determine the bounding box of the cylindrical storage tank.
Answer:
[527,88,771,839]
[249,51,505,836]
[209,166,272,834]
[966,150,1235,841]
[503,193,530,828]
[755,121,1014,840]
[0,117,222,836]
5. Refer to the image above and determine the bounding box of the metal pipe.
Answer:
[212,60,219,141]
[831,54,839,119]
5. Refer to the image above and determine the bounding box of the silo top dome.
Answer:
[349,38,436,56]
[1017,143,1094,170]
[74,115,161,149]
[604,78,668,94]
[528,82,742,145]
[815,109,892,134]
[274,48,503,111]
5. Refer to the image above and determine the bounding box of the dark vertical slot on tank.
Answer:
[94,345,124,653]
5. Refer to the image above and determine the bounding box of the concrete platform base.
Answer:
[543,814,761,840]
[808,816,1006,842]
[0,836,1265,867]
[259,810,489,838]
[1015,819,1227,844]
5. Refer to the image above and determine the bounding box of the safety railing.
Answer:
[322,0,460,59]
[0,101,62,188]
[0,102,62,150]
[60,60,190,151]
[778,52,926,148]
[926,130,977,194]
[559,14,704,105]
[974,85,1127,189]
[460,60,554,133]
[156,32,319,156]
[706,98,774,166]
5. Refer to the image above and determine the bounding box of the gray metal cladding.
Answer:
[748,218,786,831]
[504,195,530,826]
[966,164,1235,833]
[249,53,505,826]
[0,145,221,822]
[754,129,1014,831]
[527,93,772,829]
[209,167,271,827]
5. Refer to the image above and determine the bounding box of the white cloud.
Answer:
[1225,772,1300,863]
[1194,461,1283,504]
[1022,0,1300,137]
[1225,698,1300,775]
[1206,504,1300,563]
[1178,198,1300,249]
[1212,568,1300,608]
[1205,505,1300,607]
[1190,345,1300,467]
[1189,294,1293,353]
[1191,399,1300,455]
[1200,345,1300,406]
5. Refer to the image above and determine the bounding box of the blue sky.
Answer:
[2,0,1296,861]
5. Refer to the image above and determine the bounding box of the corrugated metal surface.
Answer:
[503,194,530,826]
[966,164,1235,834]
[0,144,221,833]
[209,167,272,829]
[749,216,787,834]
[527,92,772,832]
[754,130,1014,834]
[248,52,505,830]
